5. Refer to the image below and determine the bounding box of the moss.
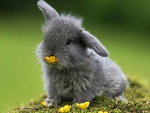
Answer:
[10,79,150,113]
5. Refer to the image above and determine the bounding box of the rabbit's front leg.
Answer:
[44,83,61,106]
[72,88,95,104]
[45,96,61,107]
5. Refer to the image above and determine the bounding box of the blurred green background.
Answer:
[0,0,150,112]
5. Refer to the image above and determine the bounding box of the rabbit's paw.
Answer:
[45,98,60,107]
[115,95,127,102]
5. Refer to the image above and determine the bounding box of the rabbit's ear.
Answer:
[37,0,59,20]
[81,30,109,57]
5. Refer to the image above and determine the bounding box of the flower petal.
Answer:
[41,101,46,106]
[76,101,90,109]
[45,56,58,64]
[58,105,71,113]
[98,111,103,113]
[58,108,64,113]
[104,111,108,113]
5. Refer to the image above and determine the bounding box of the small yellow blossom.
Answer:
[41,101,46,106]
[76,101,90,109]
[58,105,71,113]
[104,111,108,113]
[98,111,108,113]
[98,111,103,113]
[45,56,58,67]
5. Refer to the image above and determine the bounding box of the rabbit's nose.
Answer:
[49,53,55,56]
[48,48,55,56]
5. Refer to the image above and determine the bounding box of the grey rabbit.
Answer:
[36,0,128,106]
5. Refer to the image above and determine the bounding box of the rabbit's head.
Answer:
[37,0,109,69]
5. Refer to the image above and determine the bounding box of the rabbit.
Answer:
[36,0,128,106]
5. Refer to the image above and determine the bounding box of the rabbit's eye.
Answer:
[66,39,71,45]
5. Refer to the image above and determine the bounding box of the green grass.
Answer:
[0,15,150,112]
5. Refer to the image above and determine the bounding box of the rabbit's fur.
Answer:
[37,0,128,106]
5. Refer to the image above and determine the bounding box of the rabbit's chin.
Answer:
[56,62,72,70]
[44,60,68,69]
[49,60,77,70]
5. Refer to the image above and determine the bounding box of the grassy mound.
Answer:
[10,79,150,113]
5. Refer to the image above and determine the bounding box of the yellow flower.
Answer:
[98,111,103,113]
[41,101,46,106]
[76,101,90,109]
[45,56,58,64]
[98,111,109,113]
[58,105,71,113]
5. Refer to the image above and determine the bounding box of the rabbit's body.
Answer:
[37,0,127,106]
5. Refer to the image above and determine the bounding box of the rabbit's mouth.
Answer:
[45,56,58,67]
